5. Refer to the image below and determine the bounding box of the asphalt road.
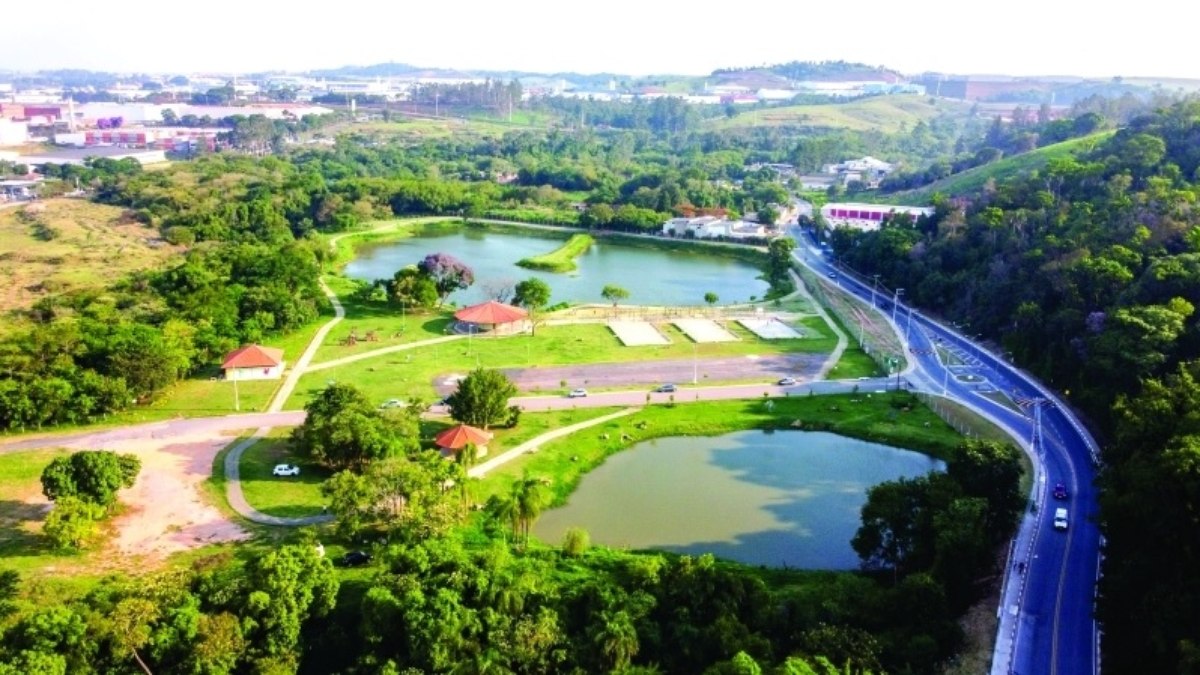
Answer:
[793,227,1101,675]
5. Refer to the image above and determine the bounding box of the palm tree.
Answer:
[455,442,480,512]
[592,610,639,671]
[511,475,551,547]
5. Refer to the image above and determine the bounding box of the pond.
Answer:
[533,430,944,569]
[344,226,771,306]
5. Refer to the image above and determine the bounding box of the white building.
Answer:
[0,119,28,146]
[821,203,935,231]
[221,344,285,381]
[662,216,776,240]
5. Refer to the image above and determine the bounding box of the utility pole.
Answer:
[232,373,240,412]
[891,288,905,325]
[692,343,698,384]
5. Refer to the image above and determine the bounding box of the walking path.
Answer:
[468,407,640,478]
[268,278,345,412]
[304,334,464,373]
[223,427,334,526]
[791,268,848,379]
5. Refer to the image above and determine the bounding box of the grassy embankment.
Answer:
[516,234,595,273]
[708,95,970,133]
[477,393,964,506]
[877,130,1116,206]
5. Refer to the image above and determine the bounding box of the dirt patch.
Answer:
[65,432,250,561]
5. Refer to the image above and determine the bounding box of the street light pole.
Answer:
[692,343,698,385]
[905,305,914,341]
[891,288,904,325]
[233,373,240,412]
[871,274,880,307]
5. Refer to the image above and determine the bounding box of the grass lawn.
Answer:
[312,276,456,365]
[424,407,622,459]
[516,233,595,273]
[237,430,331,518]
[287,319,838,409]
[827,347,884,379]
[709,95,969,133]
[477,392,966,506]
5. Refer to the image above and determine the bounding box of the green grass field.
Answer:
[516,233,595,273]
[880,131,1116,205]
[288,318,838,409]
[477,393,965,506]
[709,95,969,133]
[237,431,331,518]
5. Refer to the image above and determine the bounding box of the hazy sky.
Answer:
[2,0,1194,79]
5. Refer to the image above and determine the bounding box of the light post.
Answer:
[232,373,240,412]
[871,274,881,307]
[692,342,698,385]
[942,364,950,395]
[905,305,914,341]
[891,288,905,325]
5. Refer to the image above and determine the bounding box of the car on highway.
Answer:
[777,377,797,386]
[339,550,372,567]
[827,272,837,279]
[567,388,588,398]
[1054,507,1069,531]
[655,383,677,393]
[272,464,300,477]
[1053,482,1068,500]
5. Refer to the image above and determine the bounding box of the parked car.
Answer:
[777,377,797,386]
[339,550,372,567]
[272,464,300,477]
[568,388,588,398]
[1053,482,1068,500]
[655,383,677,393]
[1054,507,1069,531]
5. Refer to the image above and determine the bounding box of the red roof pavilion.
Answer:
[453,301,529,325]
[221,344,284,369]
[434,423,493,451]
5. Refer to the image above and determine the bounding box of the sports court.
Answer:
[608,320,671,346]
[738,318,803,339]
[674,319,738,343]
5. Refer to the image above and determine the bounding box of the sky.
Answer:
[2,0,1196,80]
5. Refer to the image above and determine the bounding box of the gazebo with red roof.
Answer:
[434,423,493,459]
[453,300,530,336]
[221,344,285,381]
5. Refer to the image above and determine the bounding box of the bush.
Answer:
[505,405,522,429]
[43,497,105,549]
[163,226,196,246]
[562,527,590,557]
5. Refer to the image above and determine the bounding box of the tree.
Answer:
[43,497,105,549]
[756,206,780,227]
[766,237,796,287]
[243,544,338,659]
[514,278,552,335]
[40,451,141,508]
[601,284,630,307]
[446,368,518,429]
[704,292,719,307]
[418,253,475,305]
[946,440,1023,538]
[323,456,460,541]
[290,383,412,471]
[386,266,439,311]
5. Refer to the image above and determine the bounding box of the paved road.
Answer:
[792,227,1101,675]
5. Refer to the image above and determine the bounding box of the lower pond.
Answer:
[533,430,944,569]
[344,226,771,306]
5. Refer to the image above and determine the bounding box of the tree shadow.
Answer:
[0,499,54,558]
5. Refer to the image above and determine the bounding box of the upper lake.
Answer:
[344,227,772,306]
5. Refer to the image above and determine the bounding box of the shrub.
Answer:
[562,527,590,557]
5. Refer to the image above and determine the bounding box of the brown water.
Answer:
[533,430,944,569]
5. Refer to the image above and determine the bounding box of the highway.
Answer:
[790,227,1102,675]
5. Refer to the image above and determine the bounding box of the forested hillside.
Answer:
[827,99,1200,672]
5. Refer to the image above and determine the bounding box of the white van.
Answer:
[1054,508,1069,531]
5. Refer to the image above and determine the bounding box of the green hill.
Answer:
[708,95,969,133]
[877,130,1116,205]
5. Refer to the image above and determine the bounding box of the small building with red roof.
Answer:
[434,423,493,459]
[221,344,285,381]
[453,300,530,336]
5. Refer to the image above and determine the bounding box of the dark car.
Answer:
[655,383,677,393]
[1053,482,1068,500]
[340,550,372,567]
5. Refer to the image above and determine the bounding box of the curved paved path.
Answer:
[468,407,641,478]
[268,277,345,413]
[223,427,334,526]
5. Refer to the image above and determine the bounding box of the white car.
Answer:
[1053,507,1069,531]
[568,388,588,398]
[273,464,301,477]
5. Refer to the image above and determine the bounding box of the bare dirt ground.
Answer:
[439,353,827,394]
[76,432,250,561]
